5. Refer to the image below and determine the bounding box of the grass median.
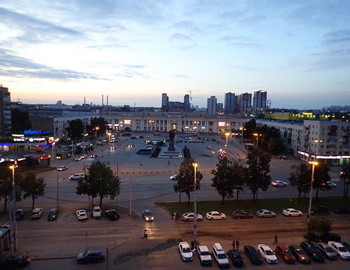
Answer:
[157,196,349,216]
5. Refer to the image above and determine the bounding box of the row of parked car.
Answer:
[15,207,120,221]
[179,240,350,267]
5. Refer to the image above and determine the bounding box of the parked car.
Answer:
[196,245,212,265]
[0,255,28,268]
[170,174,178,180]
[244,245,263,265]
[57,165,68,171]
[320,181,337,190]
[333,207,350,214]
[343,241,350,251]
[317,242,338,260]
[206,211,226,220]
[142,209,154,221]
[92,206,101,218]
[15,209,24,221]
[300,241,325,262]
[47,208,58,221]
[30,208,43,219]
[275,245,295,264]
[258,244,278,264]
[328,241,350,260]
[69,173,85,180]
[289,245,311,264]
[271,180,287,187]
[181,212,203,222]
[77,250,105,264]
[228,249,244,267]
[74,156,83,161]
[256,209,276,218]
[105,209,119,220]
[232,210,253,219]
[282,208,303,217]
[76,209,88,221]
[212,243,229,267]
[80,154,88,159]
[178,242,193,261]
[311,206,329,215]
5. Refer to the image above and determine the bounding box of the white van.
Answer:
[212,243,229,267]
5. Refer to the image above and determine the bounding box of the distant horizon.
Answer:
[1,1,350,109]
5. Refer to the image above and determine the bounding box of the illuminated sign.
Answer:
[124,120,131,125]
[218,122,226,127]
[24,130,52,135]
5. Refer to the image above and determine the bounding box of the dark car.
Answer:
[334,207,350,214]
[48,208,58,221]
[289,245,311,264]
[311,206,329,215]
[244,245,263,265]
[15,209,24,221]
[228,249,244,267]
[0,255,28,268]
[105,209,120,220]
[300,241,325,262]
[232,210,254,219]
[77,250,105,264]
[142,209,154,221]
[275,245,295,264]
[90,154,98,158]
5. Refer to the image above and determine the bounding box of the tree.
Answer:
[0,166,12,212]
[313,162,330,201]
[66,119,84,140]
[211,157,235,204]
[174,158,203,204]
[268,137,284,154]
[243,119,257,139]
[11,109,31,133]
[76,161,120,207]
[289,163,311,202]
[231,162,247,202]
[19,173,46,209]
[307,217,332,234]
[245,148,271,202]
[89,117,108,137]
[340,164,350,198]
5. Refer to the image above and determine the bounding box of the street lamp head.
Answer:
[309,161,319,166]
[192,163,198,169]
[95,126,100,131]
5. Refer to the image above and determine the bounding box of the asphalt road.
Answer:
[5,133,349,270]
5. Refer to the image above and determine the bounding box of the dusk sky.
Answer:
[0,0,349,109]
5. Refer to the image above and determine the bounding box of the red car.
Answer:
[275,245,295,264]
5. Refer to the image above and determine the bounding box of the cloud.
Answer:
[170,74,189,79]
[169,33,193,42]
[0,7,82,44]
[324,29,350,44]
[220,35,263,49]
[0,48,99,80]
[172,20,201,35]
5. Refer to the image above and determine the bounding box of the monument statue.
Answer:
[168,130,176,151]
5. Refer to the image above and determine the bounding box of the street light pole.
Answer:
[224,132,230,149]
[56,170,59,210]
[9,162,18,252]
[308,161,318,224]
[192,163,198,247]
[253,133,261,148]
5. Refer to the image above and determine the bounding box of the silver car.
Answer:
[256,209,276,218]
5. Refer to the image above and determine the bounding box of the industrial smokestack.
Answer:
[102,94,104,106]
[107,95,109,106]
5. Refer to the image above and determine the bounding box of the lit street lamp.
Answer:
[307,161,318,224]
[95,126,100,142]
[253,133,262,148]
[192,162,198,247]
[9,162,18,253]
[224,132,230,149]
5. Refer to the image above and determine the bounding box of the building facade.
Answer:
[207,96,217,115]
[253,90,267,114]
[224,92,236,114]
[0,85,12,136]
[237,93,252,116]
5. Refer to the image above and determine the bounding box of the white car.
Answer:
[92,206,102,218]
[178,242,193,261]
[76,209,88,221]
[212,243,229,267]
[258,244,278,264]
[328,241,350,260]
[57,165,68,171]
[206,211,226,220]
[170,174,178,180]
[69,173,85,180]
[182,212,203,222]
[256,209,276,218]
[271,180,287,187]
[196,245,212,265]
[282,208,303,217]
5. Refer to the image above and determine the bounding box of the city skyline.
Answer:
[1,0,350,109]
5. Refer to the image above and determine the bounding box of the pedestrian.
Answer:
[273,234,278,244]
[143,229,148,239]
[172,212,175,221]
[24,254,31,267]
[232,240,236,250]
[175,212,179,221]
[236,240,240,251]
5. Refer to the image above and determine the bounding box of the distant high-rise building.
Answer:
[253,90,267,114]
[207,96,217,115]
[0,85,12,135]
[237,93,252,115]
[224,92,236,114]
[217,103,224,113]
[161,93,169,111]
[184,94,191,112]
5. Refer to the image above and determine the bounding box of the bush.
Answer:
[307,217,332,234]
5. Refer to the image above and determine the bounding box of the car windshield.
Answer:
[283,251,292,256]
[325,247,335,252]
[144,211,152,216]
[201,251,210,256]
[339,247,347,252]
[218,253,227,259]
[182,248,191,253]
[265,250,274,255]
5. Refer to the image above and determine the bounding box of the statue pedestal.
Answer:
[158,147,181,159]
